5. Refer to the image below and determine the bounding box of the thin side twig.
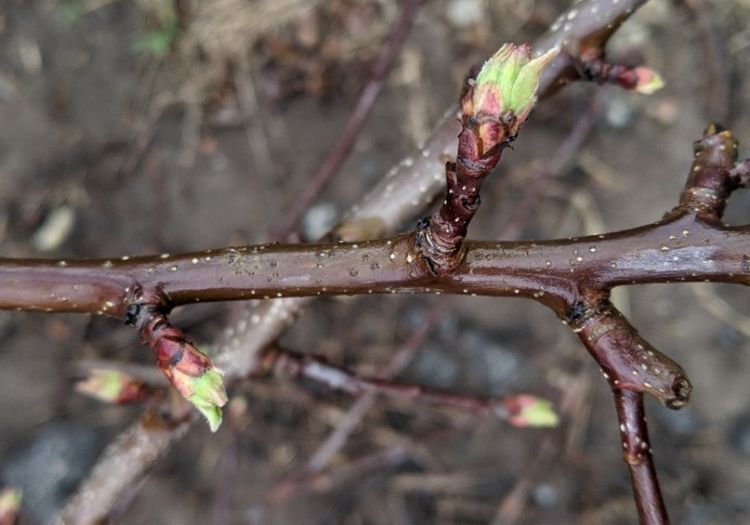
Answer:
[257,347,549,426]
[613,390,669,525]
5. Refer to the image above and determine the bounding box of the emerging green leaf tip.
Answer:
[633,67,664,95]
[186,367,228,432]
[471,44,560,122]
[509,395,560,428]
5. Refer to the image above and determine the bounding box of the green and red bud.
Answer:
[593,61,665,95]
[75,369,151,404]
[180,366,227,432]
[632,67,664,95]
[139,314,228,432]
[506,395,559,428]
[0,488,22,525]
[463,43,559,151]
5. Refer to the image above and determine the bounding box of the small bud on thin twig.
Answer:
[582,57,664,95]
[632,67,664,94]
[75,369,152,404]
[505,395,560,428]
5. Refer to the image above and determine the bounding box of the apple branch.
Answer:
[55,1,662,522]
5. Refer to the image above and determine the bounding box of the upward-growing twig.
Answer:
[417,44,559,273]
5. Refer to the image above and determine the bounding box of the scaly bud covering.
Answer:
[0,488,22,525]
[76,369,151,404]
[137,311,228,432]
[463,44,560,150]
[507,395,559,428]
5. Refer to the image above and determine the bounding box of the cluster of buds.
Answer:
[135,310,228,432]
[462,44,560,156]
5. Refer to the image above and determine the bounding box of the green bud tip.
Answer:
[472,44,560,120]
[0,487,22,516]
[510,395,559,428]
[76,369,133,403]
[633,67,664,95]
[158,338,229,432]
[187,367,228,432]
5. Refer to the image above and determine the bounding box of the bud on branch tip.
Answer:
[183,366,227,432]
[76,369,147,404]
[463,44,559,153]
[633,66,664,95]
[508,395,559,428]
[469,44,560,123]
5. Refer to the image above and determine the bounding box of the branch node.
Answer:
[678,123,739,218]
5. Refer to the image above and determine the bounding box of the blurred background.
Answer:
[1,0,750,523]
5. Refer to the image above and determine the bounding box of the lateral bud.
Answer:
[632,67,664,94]
[505,395,560,428]
[136,310,228,432]
[75,369,152,404]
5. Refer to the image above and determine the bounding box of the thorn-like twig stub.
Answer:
[572,300,692,409]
